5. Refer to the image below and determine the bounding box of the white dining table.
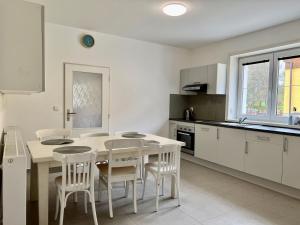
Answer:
[27,134,185,225]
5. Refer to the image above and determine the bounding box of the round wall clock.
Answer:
[81,34,95,48]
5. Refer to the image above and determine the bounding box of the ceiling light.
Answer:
[162,3,187,17]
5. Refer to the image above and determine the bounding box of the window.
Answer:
[237,48,300,123]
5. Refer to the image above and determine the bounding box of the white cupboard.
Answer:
[282,136,300,189]
[195,124,218,162]
[179,63,226,95]
[217,127,245,171]
[169,121,177,140]
[244,131,283,183]
[0,1,44,93]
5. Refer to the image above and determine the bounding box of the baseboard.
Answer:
[181,152,300,200]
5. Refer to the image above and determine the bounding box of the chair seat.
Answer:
[145,162,177,174]
[97,163,136,177]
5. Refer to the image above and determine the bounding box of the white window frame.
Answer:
[237,47,300,124]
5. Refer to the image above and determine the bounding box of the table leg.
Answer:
[38,162,49,225]
[30,162,38,201]
[171,149,181,199]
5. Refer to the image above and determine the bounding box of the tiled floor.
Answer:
[29,160,300,225]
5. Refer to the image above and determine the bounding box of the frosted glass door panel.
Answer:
[73,71,102,128]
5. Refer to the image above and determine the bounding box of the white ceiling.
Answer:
[28,0,300,48]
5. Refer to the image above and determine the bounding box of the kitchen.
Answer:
[2,1,300,225]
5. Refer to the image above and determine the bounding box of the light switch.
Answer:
[52,106,60,111]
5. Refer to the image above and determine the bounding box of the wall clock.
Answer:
[81,34,95,48]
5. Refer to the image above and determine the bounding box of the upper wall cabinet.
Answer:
[180,63,226,95]
[0,1,44,93]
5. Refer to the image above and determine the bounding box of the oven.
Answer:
[176,124,195,155]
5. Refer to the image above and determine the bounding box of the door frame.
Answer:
[64,63,110,136]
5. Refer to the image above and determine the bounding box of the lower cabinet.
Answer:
[169,121,177,140]
[195,124,218,163]
[282,136,300,189]
[217,127,245,171]
[244,131,283,183]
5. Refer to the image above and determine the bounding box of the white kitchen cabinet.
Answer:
[282,136,300,189]
[217,127,245,171]
[169,121,177,140]
[244,131,283,183]
[179,63,226,95]
[207,63,227,95]
[195,124,218,162]
[0,1,44,93]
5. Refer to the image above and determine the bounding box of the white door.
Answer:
[195,124,218,162]
[282,136,300,189]
[64,63,110,137]
[244,131,283,183]
[217,127,245,171]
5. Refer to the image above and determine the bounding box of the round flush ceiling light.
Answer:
[162,3,187,16]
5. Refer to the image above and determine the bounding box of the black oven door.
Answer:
[176,130,194,155]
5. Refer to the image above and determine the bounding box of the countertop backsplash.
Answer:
[169,94,226,121]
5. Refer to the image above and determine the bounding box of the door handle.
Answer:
[245,141,248,154]
[66,109,77,121]
[283,137,288,153]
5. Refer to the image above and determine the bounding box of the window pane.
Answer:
[73,71,102,128]
[276,56,300,116]
[241,61,270,116]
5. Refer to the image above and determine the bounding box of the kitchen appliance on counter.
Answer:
[176,124,195,155]
[184,106,195,121]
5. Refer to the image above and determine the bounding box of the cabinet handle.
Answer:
[283,137,288,153]
[201,127,209,132]
[217,128,219,140]
[245,141,248,154]
[256,136,270,142]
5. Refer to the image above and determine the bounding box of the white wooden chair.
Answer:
[53,150,98,225]
[36,128,71,141]
[142,144,181,212]
[97,139,144,218]
[80,132,109,138]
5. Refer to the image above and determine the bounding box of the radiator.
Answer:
[2,127,27,225]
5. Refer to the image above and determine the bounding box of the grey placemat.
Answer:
[53,146,91,154]
[41,139,74,145]
[122,133,146,138]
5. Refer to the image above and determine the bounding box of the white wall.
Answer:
[3,23,190,141]
[190,19,300,66]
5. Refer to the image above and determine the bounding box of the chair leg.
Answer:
[175,175,181,206]
[142,170,148,200]
[98,173,101,202]
[155,178,160,212]
[54,188,59,220]
[125,181,129,198]
[89,190,99,225]
[108,184,113,218]
[84,192,88,214]
[59,191,65,225]
[133,180,137,214]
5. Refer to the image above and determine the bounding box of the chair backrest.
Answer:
[157,144,180,175]
[36,128,71,141]
[80,132,109,138]
[104,139,144,176]
[53,150,96,191]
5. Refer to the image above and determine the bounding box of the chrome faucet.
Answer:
[238,117,247,124]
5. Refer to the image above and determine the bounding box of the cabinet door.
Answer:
[217,127,245,171]
[0,1,44,92]
[189,66,208,84]
[169,121,177,140]
[180,69,192,95]
[282,136,300,189]
[244,131,283,183]
[207,64,226,95]
[195,124,217,162]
